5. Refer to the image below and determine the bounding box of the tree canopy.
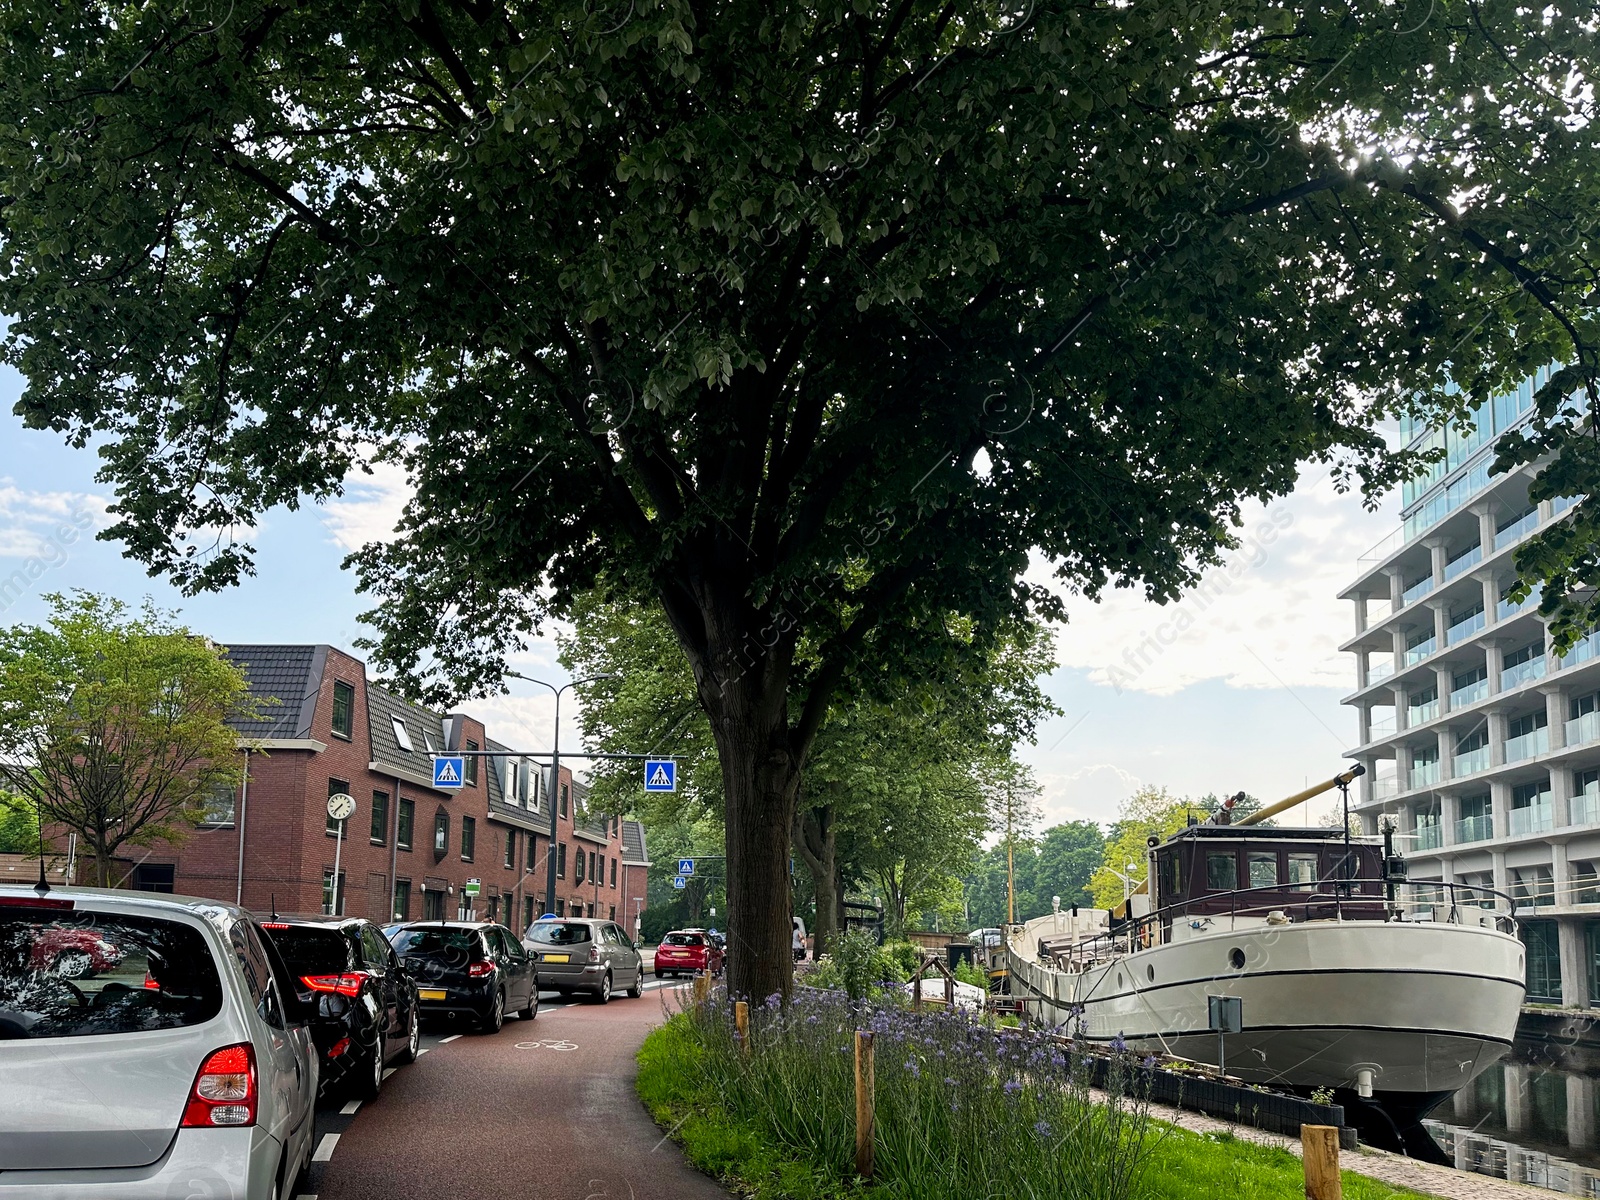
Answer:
[3,0,1598,994]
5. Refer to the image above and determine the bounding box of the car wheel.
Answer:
[396,1004,421,1064]
[353,1035,384,1101]
[593,971,612,1005]
[53,949,91,979]
[517,987,537,1020]
[480,987,505,1034]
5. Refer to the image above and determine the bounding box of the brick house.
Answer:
[120,643,645,934]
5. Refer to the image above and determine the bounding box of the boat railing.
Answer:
[1037,878,1519,969]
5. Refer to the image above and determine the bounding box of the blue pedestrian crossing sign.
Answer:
[678,858,695,876]
[432,756,465,789]
[644,758,676,792]
[672,876,687,890]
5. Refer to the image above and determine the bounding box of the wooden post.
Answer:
[854,1030,875,1180]
[693,973,710,1005]
[1301,1125,1342,1200]
[734,1000,750,1056]
[912,969,923,1011]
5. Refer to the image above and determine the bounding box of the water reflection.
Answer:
[1426,1015,1600,1195]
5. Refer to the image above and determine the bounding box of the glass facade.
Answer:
[1523,920,1563,1003]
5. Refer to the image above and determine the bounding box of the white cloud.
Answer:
[1038,471,1396,695]
[0,479,110,559]
[1037,763,1143,825]
[321,461,412,553]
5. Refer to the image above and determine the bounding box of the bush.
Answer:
[878,940,921,980]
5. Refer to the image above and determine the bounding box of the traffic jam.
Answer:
[0,882,719,1199]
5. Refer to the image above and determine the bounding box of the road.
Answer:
[296,977,727,1200]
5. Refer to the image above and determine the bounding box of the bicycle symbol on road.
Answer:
[515,1039,579,1051]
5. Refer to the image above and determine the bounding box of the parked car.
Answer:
[523,917,644,1002]
[259,915,420,1100]
[653,929,724,978]
[28,925,127,979]
[0,885,319,1200]
[388,921,537,1032]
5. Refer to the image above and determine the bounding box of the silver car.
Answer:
[522,917,644,1003]
[0,885,319,1199]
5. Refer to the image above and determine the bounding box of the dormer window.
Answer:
[392,716,413,752]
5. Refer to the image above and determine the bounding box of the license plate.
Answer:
[418,989,446,1001]
[543,954,569,964]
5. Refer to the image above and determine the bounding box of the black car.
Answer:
[260,915,420,1100]
[388,921,537,1033]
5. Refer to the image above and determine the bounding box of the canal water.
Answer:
[1425,1013,1600,1194]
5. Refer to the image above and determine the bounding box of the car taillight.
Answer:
[260,921,291,929]
[588,945,601,964]
[328,1036,351,1059]
[143,973,160,991]
[468,960,494,978]
[301,972,368,997]
[182,1043,257,1128]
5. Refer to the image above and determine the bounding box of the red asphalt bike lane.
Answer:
[315,987,732,1200]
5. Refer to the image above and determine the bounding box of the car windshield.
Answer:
[524,922,592,946]
[663,933,704,946]
[263,926,349,976]
[0,906,223,1039]
[391,928,483,960]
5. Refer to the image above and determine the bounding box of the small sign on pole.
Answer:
[432,756,465,789]
[678,858,695,876]
[463,878,481,897]
[644,759,677,792]
[672,876,687,890]
[1208,994,1243,1077]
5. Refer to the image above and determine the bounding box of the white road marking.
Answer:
[295,1194,317,1200]
[440,1033,462,1043]
[339,1099,361,1115]
[312,1133,339,1162]
[416,1047,430,1055]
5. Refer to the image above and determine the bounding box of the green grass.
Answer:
[637,1013,1439,1200]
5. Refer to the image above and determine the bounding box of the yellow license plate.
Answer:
[543,954,569,964]
[418,989,446,1001]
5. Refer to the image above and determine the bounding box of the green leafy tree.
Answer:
[0,791,41,856]
[0,593,256,886]
[1089,787,1193,910]
[5,2,1597,994]
[1029,820,1104,914]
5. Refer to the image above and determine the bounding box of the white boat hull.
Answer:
[1008,917,1525,1095]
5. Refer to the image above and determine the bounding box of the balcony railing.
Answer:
[1497,584,1542,621]
[1445,544,1483,581]
[1451,678,1489,708]
[1369,658,1395,684]
[1415,823,1443,850]
[1565,631,1600,668]
[1495,509,1540,551]
[1409,760,1441,789]
[1509,801,1554,836]
[1371,776,1400,800]
[1455,814,1494,843]
[1452,745,1490,776]
[1572,791,1600,826]
[1367,716,1397,740]
[1405,636,1438,666]
[1408,700,1439,726]
[1403,576,1435,606]
[1505,727,1549,763]
[1568,711,1600,748]
[1502,654,1547,690]
[1447,611,1486,645]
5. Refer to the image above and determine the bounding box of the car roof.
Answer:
[392,920,494,930]
[0,883,249,922]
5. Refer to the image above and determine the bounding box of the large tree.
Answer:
[0,593,254,886]
[3,1,1598,996]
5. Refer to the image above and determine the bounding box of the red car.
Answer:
[30,927,127,979]
[653,930,724,979]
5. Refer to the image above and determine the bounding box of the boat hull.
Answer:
[1009,918,1525,1096]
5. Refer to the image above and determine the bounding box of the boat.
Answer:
[1005,767,1526,1159]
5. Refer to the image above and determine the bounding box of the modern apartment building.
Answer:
[108,642,647,934]
[1341,366,1600,1009]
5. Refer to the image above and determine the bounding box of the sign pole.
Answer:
[544,690,562,919]
[332,817,343,916]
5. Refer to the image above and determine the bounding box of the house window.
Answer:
[201,781,236,827]
[397,797,414,850]
[588,850,597,883]
[555,899,565,917]
[371,790,389,844]
[392,716,413,752]
[524,896,536,930]
[575,848,586,885]
[560,784,569,818]
[610,857,617,888]
[326,778,351,835]
[465,740,479,785]
[609,905,616,922]
[505,830,517,870]
[393,879,411,921]
[322,867,346,916]
[461,816,476,862]
[558,842,567,879]
[331,681,355,739]
[434,811,449,856]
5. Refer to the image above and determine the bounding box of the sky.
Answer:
[0,350,1399,831]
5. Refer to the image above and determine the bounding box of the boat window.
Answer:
[1247,853,1278,888]
[1158,851,1184,901]
[1206,851,1237,892]
[1287,854,1319,891]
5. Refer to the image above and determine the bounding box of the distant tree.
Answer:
[0,791,41,856]
[1090,787,1192,910]
[1196,791,1273,827]
[1029,821,1104,913]
[0,593,256,887]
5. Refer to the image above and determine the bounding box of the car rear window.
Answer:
[0,907,223,1039]
[262,926,350,977]
[525,922,592,946]
[663,933,704,946]
[391,928,484,959]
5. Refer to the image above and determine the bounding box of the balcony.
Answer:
[1367,715,1397,740]
[1505,727,1549,763]
[1444,544,1483,581]
[1455,814,1494,843]
[1409,759,1441,790]
[1451,677,1490,709]
[1408,700,1439,726]
[1403,576,1436,606]
[1502,654,1547,690]
[1369,658,1395,684]
[1405,636,1438,666]
[1371,776,1400,800]
[1509,801,1554,836]
[1497,584,1542,621]
[1573,791,1600,826]
[1452,745,1490,776]
[1565,631,1600,668]
[1415,823,1443,851]
[1495,509,1540,551]
[1447,610,1486,645]
[1568,711,1600,748]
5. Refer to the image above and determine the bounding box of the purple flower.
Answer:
[1110,1033,1127,1053]
[1034,1120,1052,1138]
[944,1077,957,1087]
[905,1058,920,1078]
[1143,1054,1158,1068]
[765,992,782,1009]
[1003,1079,1023,1096]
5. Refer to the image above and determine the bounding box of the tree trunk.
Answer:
[794,801,837,960]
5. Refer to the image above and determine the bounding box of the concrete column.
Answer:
[1492,781,1512,839]
[1429,599,1449,647]
[1441,792,1461,846]
[1569,1076,1596,1147]
[1486,641,1507,695]
[1435,665,1455,715]
[1504,1062,1530,1133]
[1489,708,1509,768]
[1473,501,1499,557]
[1476,569,1500,629]
[1545,687,1568,751]
[1554,841,1571,905]
[1453,1086,1474,1123]
[1425,537,1449,585]
[1540,497,1555,524]
[1354,595,1368,636]
[1493,849,1510,895]
[1392,683,1409,731]
[1560,915,1591,1009]
[1438,728,1454,781]
[1397,743,1415,793]
[1387,569,1405,611]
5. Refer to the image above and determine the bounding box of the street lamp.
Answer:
[504,670,618,918]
